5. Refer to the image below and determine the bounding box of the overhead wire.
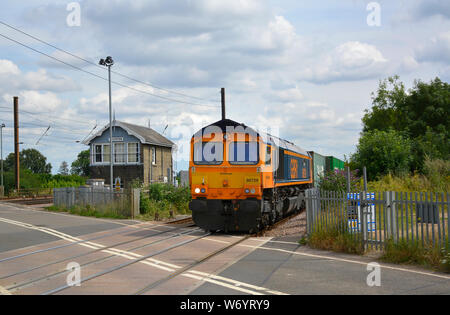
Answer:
[0,20,220,105]
[0,32,220,108]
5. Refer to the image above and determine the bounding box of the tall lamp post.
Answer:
[99,56,114,190]
[0,123,5,189]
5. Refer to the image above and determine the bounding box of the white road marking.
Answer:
[0,216,288,295]
[0,202,139,227]
[0,285,11,295]
[240,244,450,280]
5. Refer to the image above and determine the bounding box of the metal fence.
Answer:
[305,188,449,250]
[53,186,139,218]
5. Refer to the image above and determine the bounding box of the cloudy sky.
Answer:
[0,0,448,172]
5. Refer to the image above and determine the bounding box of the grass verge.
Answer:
[305,228,365,255]
[303,229,450,273]
[380,239,450,273]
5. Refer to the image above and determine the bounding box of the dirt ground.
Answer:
[262,211,307,237]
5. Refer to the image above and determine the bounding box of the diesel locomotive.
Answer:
[188,118,312,233]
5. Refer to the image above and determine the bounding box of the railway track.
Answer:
[41,230,211,295]
[1,207,302,295]
[2,220,254,295]
[1,197,53,205]
[133,234,250,295]
[3,224,200,293]
[0,223,195,281]
[166,216,193,225]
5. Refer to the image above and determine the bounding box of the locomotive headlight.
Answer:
[201,188,206,193]
[244,188,250,194]
[194,188,201,194]
[251,188,255,194]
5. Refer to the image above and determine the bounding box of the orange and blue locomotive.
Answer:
[189,119,312,233]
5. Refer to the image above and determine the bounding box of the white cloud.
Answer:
[2,1,445,171]
[301,41,388,84]
[0,59,20,75]
[0,59,79,93]
[416,31,450,64]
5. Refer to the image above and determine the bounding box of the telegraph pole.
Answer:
[13,96,19,191]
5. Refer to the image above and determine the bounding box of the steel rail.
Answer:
[1,223,195,280]
[133,235,250,295]
[8,228,202,292]
[0,221,176,263]
[166,216,193,225]
[41,231,211,295]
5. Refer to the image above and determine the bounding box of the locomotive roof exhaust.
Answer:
[221,87,226,120]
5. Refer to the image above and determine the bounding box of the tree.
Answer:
[350,129,412,181]
[58,161,69,175]
[361,76,450,172]
[4,149,52,174]
[71,150,90,177]
[362,75,407,133]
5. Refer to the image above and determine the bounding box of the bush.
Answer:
[423,157,450,192]
[318,169,360,192]
[381,239,450,273]
[2,170,86,195]
[139,183,191,220]
[351,129,413,180]
[307,227,364,255]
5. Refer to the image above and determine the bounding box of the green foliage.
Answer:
[139,183,191,220]
[360,76,449,175]
[351,129,412,181]
[318,169,360,192]
[367,158,450,192]
[307,227,364,255]
[423,157,450,192]
[381,239,449,273]
[70,150,90,176]
[47,204,128,219]
[2,170,85,195]
[4,148,52,174]
[40,174,86,189]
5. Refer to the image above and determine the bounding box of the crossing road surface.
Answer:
[0,201,449,295]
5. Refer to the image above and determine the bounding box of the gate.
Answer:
[305,189,449,250]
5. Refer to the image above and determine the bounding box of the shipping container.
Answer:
[308,151,326,187]
[325,156,345,172]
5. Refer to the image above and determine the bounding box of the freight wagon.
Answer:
[308,151,326,188]
[325,156,345,172]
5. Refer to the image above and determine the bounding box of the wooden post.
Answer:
[130,188,140,219]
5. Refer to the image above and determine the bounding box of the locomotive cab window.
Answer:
[193,141,223,165]
[228,141,259,165]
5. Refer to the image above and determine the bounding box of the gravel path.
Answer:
[262,211,307,237]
